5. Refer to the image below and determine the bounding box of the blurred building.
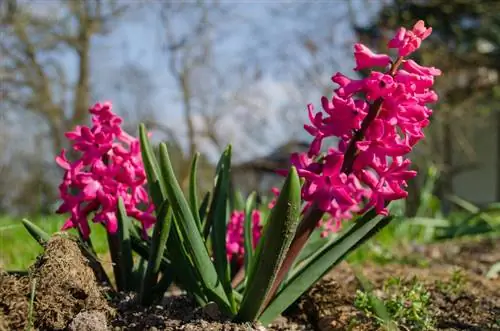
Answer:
[453,110,499,206]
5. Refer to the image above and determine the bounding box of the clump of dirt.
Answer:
[0,235,113,330]
[32,235,114,330]
[0,271,30,331]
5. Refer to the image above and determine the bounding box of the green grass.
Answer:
[0,215,109,270]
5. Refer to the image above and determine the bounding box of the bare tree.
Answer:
[1,0,132,154]
[0,0,135,213]
[151,1,271,186]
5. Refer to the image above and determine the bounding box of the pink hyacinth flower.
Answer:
[55,102,154,239]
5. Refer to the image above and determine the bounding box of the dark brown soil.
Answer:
[110,293,264,331]
[287,236,500,331]
[1,235,498,331]
[291,262,499,331]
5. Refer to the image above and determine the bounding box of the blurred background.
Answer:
[1,0,499,268]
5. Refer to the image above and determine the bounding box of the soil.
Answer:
[0,235,498,331]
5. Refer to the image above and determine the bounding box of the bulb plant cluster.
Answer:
[22,20,440,326]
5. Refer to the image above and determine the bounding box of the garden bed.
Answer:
[1,235,498,330]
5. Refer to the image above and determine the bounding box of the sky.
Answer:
[5,0,387,164]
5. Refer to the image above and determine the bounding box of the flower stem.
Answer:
[341,56,404,174]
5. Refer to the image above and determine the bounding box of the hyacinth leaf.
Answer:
[294,229,333,268]
[21,219,51,246]
[259,212,392,325]
[130,234,170,271]
[157,143,232,313]
[206,145,233,306]
[140,199,173,305]
[199,191,211,236]
[235,166,301,322]
[203,145,231,238]
[278,229,331,291]
[107,232,126,291]
[151,269,174,297]
[243,191,257,276]
[232,189,245,212]
[139,124,167,211]
[167,224,208,304]
[115,198,135,291]
[132,257,148,290]
[189,152,202,232]
[75,235,113,286]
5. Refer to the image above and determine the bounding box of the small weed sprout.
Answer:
[354,276,436,331]
[435,268,466,296]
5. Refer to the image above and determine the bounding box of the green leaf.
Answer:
[140,199,173,305]
[189,152,202,233]
[115,198,134,291]
[76,236,113,287]
[235,166,301,322]
[168,225,208,304]
[157,143,232,313]
[139,124,167,212]
[21,219,50,246]
[152,270,174,296]
[130,233,171,272]
[199,192,211,236]
[243,191,257,276]
[259,212,392,325]
[206,146,233,305]
[294,228,331,267]
[133,257,148,290]
[232,189,245,211]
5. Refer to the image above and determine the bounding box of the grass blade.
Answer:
[157,143,232,313]
[259,211,392,325]
[27,277,37,331]
[235,166,301,322]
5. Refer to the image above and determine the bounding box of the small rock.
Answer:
[202,302,221,320]
[68,310,107,331]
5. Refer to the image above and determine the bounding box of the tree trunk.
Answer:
[73,32,91,129]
